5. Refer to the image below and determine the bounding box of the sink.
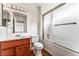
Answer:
[8,34,22,39]
[8,33,31,39]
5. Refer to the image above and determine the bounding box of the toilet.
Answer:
[31,35,43,56]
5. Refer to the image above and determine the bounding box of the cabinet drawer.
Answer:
[14,39,30,46]
[1,48,15,56]
[1,41,14,49]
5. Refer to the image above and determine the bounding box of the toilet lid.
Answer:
[34,42,43,47]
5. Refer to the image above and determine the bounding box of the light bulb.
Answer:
[13,5,16,9]
[21,8,24,11]
[25,9,27,12]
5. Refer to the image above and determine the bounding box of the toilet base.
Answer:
[33,49,42,56]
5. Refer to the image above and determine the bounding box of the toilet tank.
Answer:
[31,35,39,43]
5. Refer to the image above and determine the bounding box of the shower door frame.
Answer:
[42,3,66,39]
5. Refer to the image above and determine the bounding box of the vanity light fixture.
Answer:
[3,3,28,12]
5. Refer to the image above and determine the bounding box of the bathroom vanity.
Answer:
[0,38,31,56]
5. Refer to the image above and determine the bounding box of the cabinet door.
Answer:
[1,48,15,56]
[16,45,30,56]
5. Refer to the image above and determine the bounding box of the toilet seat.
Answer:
[34,42,43,48]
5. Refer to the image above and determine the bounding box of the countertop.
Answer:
[0,37,31,42]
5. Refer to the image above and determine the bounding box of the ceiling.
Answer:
[14,3,59,14]
[14,3,59,8]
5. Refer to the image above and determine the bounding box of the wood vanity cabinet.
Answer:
[16,45,30,56]
[0,38,31,56]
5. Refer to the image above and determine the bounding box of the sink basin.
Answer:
[8,33,31,39]
[8,34,23,39]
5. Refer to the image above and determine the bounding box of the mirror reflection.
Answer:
[2,4,27,34]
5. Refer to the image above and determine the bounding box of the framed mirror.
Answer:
[2,4,27,34]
